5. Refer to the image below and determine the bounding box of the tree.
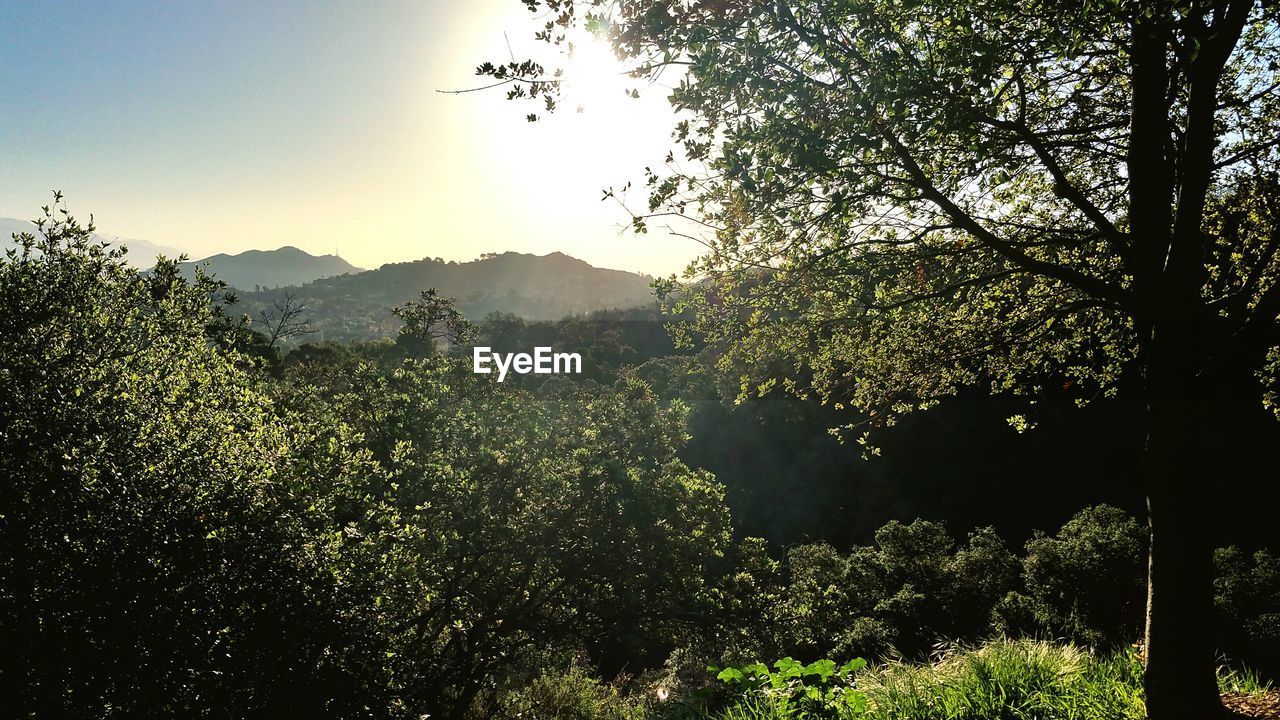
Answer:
[1016,505,1148,647]
[392,287,475,355]
[0,200,389,717]
[491,0,1280,715]
[257,292,316,352]
[285,351,731,717]
[1,198,734,718]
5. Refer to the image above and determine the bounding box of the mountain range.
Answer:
[175,246,363,290]
[4,217,659,337]
[1,217,186,268]
[234,251,658,344]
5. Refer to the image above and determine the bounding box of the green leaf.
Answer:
[804,659,836,680]
[717,667,745,683]
[839,658,868,677]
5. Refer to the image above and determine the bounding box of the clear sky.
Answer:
[0,1,698,275]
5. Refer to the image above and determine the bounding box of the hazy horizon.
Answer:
[0,214,663,276]
[0,1,701,277]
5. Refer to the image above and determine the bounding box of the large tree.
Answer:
[0,202,390,717]
[490,0,1280,715]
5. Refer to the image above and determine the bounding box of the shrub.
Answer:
[0,201,385,717]
[495,665,647,720]
[1214,547,1280,678]
[707,521,1019,665]
[710,657,869,720]
[1015,505,1146,647]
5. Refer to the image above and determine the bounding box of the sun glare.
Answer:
[560,35,632,113]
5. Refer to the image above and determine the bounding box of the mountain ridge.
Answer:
[1,217,188,268]
[236,250,658,343]
[4,216,658,338]
[175,245,363,290]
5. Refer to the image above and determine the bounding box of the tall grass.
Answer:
[1218,662,1275,697]
[853,640,1146,720]
[703,639,1147,720]
[515,641,1271,720]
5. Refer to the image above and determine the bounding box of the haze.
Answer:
[0,1,697,276]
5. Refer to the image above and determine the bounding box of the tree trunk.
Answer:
[1143,476,1222,718]
[1141,361,1228,719]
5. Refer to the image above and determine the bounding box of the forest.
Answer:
[6,0,1280,718]
[1,205,1277,719]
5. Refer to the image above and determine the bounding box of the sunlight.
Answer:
[559,34,632,114]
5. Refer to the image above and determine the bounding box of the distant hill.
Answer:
[237,251,657,344]
[1,217,187,268]
[177,246,363,290]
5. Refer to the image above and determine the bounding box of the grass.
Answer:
[1219,662,1275,698]
[688,639,1148,720]
[504,640,1272,720]
[691,641,1277,720]
[850,640,1146,720]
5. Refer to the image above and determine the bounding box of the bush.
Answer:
[285,354,732,715]
[702,504,1280,693]
[495,665,647,720]
[1007,505,1146,647]
[706,522,1019,664]
[0,202,734,719]
[0,202,385,717]
[1215,547,1280,678]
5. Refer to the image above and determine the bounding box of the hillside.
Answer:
[236,251,657,343]
[1,217,186,268]
[177,246,363,290]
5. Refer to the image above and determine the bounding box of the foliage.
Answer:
[278,348,731,714]
[0,200,388,717]
[1218,663,1275,698]
[688,504,1274,683]
[494,664,648,720]
[999,505,1147,647]
[4,200,1277,718]
[0,201,730,718]
[1214,547,1280,677]
[701,641,1148,720]
[854,640,1147,720]
[706,520,1020,664]
[494,0,1280,432]
[393,287,476,355]
[709,657,868,719]
[494,0,1280,709]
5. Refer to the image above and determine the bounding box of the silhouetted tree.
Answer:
[257,292,315,352]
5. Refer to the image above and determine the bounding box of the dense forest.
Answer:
[2,207,1277,719]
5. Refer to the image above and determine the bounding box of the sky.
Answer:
[0,1,699,276]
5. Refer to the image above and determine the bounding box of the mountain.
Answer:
[177,246,363,290]
[1,217,187,268]
[236,251,657,344]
